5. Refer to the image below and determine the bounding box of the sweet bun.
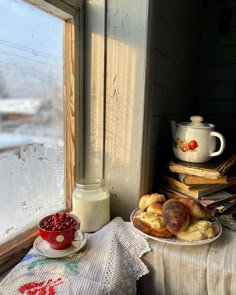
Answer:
[162,199,190,235]
[133,212,172,238]
[146,202,163,215]
[139,193,166,211]
[176,220,216,241]
[178,198,213,220]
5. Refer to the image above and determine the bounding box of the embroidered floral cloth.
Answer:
[0,217,150,295]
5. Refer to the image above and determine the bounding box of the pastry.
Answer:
[176,220,216,241]
[134,194,216,242]
[133,212,172,238]
[139,193,166,211]
[178,197,213,220]
[162,199,190,235]
[146,202,163,215]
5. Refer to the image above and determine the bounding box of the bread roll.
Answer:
[147,202,163,215]
[139,193,166,211]
[178,198,213,220]
[162,199,190,235]
[133,212,172,238]
[176,220,216,241]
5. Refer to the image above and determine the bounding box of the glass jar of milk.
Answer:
[72,178,110,232]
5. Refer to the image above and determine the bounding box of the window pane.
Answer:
[0,0,64,244]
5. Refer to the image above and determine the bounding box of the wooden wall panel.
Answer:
[104,0,149,220]
[199,81,235,99]
[84,0,105,179]
[198,0,236,152]
[145,0,203,190]
[151,50,169,85]
[151,84,168,116]
[200,65,236,81]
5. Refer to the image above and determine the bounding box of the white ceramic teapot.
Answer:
[171,115,226,163]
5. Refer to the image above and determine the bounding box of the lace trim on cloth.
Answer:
[0,217,151,295]
[102,218,151,295]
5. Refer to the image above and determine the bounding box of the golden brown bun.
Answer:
[146,202,163,215]
[139,193,166,211]
[133,212,172,238]
[162,199,190,235]
[176,220,216,241]
[178,198,213,220]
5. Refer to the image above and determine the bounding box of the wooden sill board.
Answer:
[0,227,38,276]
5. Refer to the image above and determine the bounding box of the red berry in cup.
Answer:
[40,212,78,231]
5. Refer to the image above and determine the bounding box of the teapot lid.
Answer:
[179,116,214,128]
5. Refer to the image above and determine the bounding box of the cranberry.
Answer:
[40,212,78,231]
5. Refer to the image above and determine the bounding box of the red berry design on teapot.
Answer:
[180,143,189,152]
[188,140,198,150]
[174,138,198,152]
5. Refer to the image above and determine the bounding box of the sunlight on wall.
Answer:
[88,32,104,170]
[106,38,136,164]
[89,32,136,167]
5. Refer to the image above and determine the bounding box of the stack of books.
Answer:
[159,153,236,202]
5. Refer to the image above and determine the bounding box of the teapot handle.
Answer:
[210,131,226,157]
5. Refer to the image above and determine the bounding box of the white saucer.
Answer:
[33,236,87,258]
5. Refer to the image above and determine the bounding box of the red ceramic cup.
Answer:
[38,212,84,250]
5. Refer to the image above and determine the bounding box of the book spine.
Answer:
[197,184,229,198]
[199,179,236,199]
[182,175,228,185]
[162,175,190,191]
[158,185,198,200]
[169,162,221,179]
[187,184,216,191]
[162,175,200,197]
[216,153,236,174]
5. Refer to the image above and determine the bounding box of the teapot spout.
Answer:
[170,120,176,140]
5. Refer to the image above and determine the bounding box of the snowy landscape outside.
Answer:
[0,0,65,244]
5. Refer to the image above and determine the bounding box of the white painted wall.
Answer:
[84,0,149,220]
[105,0,149,219]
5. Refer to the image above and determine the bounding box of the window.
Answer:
[0,0,82,274]
[0,0,64,245]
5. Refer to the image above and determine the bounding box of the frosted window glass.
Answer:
[0,0,64,245]
[0,145,65,244]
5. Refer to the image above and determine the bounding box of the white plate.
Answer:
[130,208,222,246]
[33,236,87,258]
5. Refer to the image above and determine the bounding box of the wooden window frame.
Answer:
[0,0,84,275]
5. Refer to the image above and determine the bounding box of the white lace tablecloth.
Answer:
[0,217,151,295]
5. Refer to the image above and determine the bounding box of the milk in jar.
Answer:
[72,178,110,232]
